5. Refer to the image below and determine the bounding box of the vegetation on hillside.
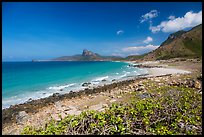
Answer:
[126,24,202,61]
[125,54,147,61]
[183,37,202,57]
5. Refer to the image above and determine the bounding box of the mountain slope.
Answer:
[127,24,202,61]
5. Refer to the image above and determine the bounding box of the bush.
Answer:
[21,86,202,135]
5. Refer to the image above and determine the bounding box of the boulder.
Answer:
[188,80,195,88]
[102,104,108,108]
[154,79,160,82]
[53,93,60,97]
[195,81,201,89]
[117,96,122,98]
[83,105,89,109]
[16,111,29,124]
[110,99,117,103]
[89,103,103,111]
[82,82,91,87]
[136,86,145,91]
[140,93,151,99]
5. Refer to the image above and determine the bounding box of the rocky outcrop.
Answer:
[50,49,123,61]
[15,111,29,124]
[82,82,91,87]
[82,49,97,57]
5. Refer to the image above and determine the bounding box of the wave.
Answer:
[119,74,127,78]
[48,83,76,90]
[2,63,149,109]
[92,76,109,82]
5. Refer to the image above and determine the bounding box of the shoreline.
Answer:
[2,61,192,127]
[2,60,144,110]
[3,57,202,135]
[2,60,190,111]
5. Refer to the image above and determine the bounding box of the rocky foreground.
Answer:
[2,58,202,135]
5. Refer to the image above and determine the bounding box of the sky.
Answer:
[2,2,202,61]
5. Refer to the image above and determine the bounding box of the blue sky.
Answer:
[2,2,202,61]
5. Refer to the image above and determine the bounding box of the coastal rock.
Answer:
[16,111,29,124]
[53,93,60,97]
[88,94,94,99]
[26,98,33,103]
[140,93,151,99]
[54,101,66,112]
[98,108,105,112]
[187,80,195,88]
[83,105,89,109]
[136,86,145,91]
[54,101,62,108]
[102,104,108,108]
[102,79,106,82]
[82,82,91,87]
[194,80,201,89]
[64,106,81,115]
[117,96,122,98]
[138,83,144,86]
[89,103,103,111]
[51,114,61,121]
[110,99,117,103]
[154,79,160,82]
[158,83,163,86]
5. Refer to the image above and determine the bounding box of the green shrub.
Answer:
[21,86,202,135]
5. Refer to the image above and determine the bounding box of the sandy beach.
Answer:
[2,58,202,135]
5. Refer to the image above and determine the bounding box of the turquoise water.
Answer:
[2,61,148,109]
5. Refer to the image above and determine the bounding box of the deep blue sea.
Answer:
[2,61,148,109]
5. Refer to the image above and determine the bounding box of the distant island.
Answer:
[32,49,124,62]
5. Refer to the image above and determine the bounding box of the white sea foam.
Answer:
[119,74,127,78]
[48,83,76,90]
[2,63,149,109]
[92,76,109,82]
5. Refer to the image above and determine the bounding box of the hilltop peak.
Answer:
[82,49,97,57]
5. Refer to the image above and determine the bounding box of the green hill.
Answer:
[126,24,202,61]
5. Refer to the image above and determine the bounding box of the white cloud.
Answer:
[121,44,159,55]
[150,10,202,33]
[143,36,153,44]
[116,30,124,35]
[140,10,158,23]
[168,15,175,20]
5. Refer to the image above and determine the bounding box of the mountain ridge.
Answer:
[126,24,202,61]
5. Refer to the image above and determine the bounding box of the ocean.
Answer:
[2,61,148,109]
